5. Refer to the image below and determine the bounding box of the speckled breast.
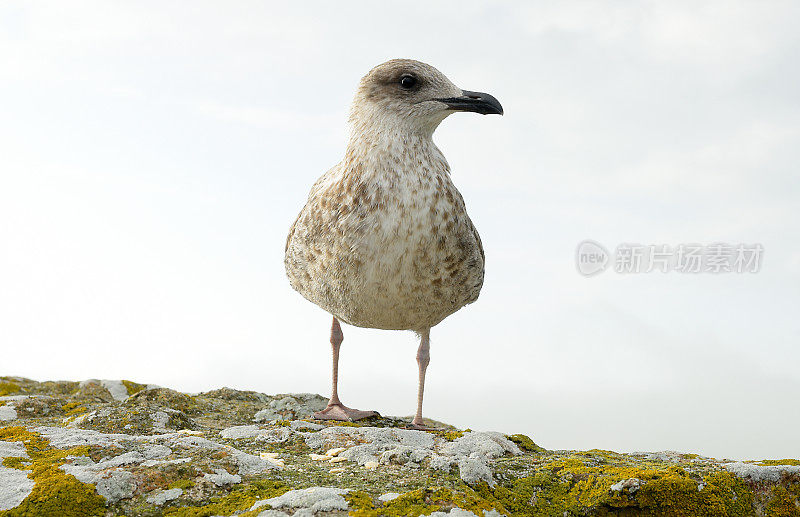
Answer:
[285,165,484,331]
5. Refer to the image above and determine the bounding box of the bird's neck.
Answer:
[345,125,448,172]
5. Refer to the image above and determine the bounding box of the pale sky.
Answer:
[1,1,799,461]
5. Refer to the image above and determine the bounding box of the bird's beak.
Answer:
[435,90,504,115]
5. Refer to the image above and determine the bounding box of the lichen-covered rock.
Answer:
[1,376,799,516]
[0,441,34,510]
[253,393,328,422]
[253,486,350,513]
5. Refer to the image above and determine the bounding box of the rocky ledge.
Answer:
[0,377,798,516]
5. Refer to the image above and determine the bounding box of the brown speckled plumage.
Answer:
[284,59,501,427]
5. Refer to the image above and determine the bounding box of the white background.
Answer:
[1,1,799,460]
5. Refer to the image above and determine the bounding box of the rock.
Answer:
[0,464,33,511]
[99,380,130,402]
[0,441,34,510]
[204,468,241,486]
[252,486,350,513]
[146,487,182,505]
[290,420,325,432]
[1,377,799,516]
[75,380,116,403]
[610,477,642,493]
[94,469,137,503]
[441,431,521,458]
[0,406,16,422]
[253,393,327,422]
[220,424,264,440]
[724,461,800,483]
[256,427,293,443]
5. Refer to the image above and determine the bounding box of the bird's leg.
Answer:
[410,328,431,430]
[314,317,379,422]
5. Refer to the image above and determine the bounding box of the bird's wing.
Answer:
[307,164,340,201]
[468,216,485,266]
[286,164,341,252]
[285,212,301,252]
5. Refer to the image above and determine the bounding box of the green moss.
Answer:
[168,479,197,490]
[347,487,501,517]
[346,490,376,512]
[62,401,88,416]
[508,434,545,453]
[164,479,288,517]
[0,426,106,517]
[350,487,440,516]
[765,486,800,516]
[442,431,464,441]
[2,456,31,470]
[469,457,757,517]
[761,459,800,466]
[121,379,147,396]
[0,381,20,396]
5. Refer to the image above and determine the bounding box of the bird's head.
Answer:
[349,59,503,138]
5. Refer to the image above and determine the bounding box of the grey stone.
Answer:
[455,457,495,486]
[610,478,642,493]
[441,432,521,459]
[255,427,293,444]
[146,488,183,505]
[0,441,33,511]
[290,420,325,431]
[0,406,17,421]
[253,394,327,422]
[220,424,263,439]
[725,462,800,483]
[95,469,137,503]
[253,487,349,514]
[204,468,241,487]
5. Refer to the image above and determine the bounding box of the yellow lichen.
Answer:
[442,431,465,441]
[2,457,31,470]
[765,486,800,516]
[164,479,287,517]
[347,487,502,517]
[761,459,800,466]
[168,478,197,490]
[470,458,758,517]
[121,379,146,396]
[508,434,544,453]
[0,426,106,517]
[345,490,375,512]
[62,401,88,416]
[0,381,20,397]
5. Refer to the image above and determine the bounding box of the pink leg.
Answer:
[314,317,379,422]
[410,328,431,429]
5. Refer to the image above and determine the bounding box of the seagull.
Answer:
[285,59,502,429]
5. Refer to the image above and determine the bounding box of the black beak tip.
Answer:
[437,90,504,116]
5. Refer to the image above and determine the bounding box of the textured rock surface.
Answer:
[1,376,799,516]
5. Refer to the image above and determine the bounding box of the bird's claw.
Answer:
[314,403,379,422]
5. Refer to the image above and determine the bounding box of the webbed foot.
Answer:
[314,403,379,422]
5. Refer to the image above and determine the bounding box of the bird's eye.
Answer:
[399,75,417,89]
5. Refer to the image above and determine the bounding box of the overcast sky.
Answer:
[1,1,799,461]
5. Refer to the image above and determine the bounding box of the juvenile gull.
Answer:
[285,59,503,428]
